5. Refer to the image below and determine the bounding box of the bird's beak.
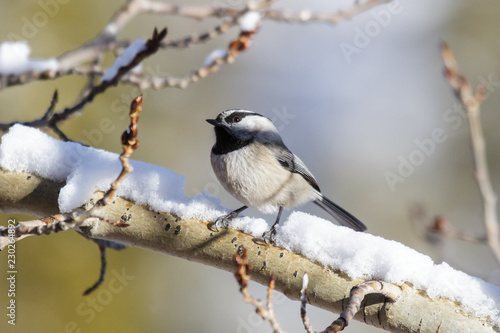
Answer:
[206,119,219,126]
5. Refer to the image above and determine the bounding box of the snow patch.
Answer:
[203,48,228,67]
[101,38,146,82]
[0,41,58,75]
[239,11,261,32]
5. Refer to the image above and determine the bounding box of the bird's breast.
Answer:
[211,144,314,213]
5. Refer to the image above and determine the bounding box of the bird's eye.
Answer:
[233,116,242,123]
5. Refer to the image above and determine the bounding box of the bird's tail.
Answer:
[313,192,367,232]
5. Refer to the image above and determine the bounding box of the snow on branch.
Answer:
[0,28,166,138]
[0,126,498,332]
[0,41,58,75]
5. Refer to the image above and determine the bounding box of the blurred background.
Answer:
[1,0,500,332]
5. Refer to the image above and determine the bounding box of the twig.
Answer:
[322,281,402,332]
[300,273,314,333]
[83,241,107,296]
[442,43,500,265]
[1,95,142,294]
[428,215,487,244]
[98,95,142,207]
[234,247,282,333]
[72,94,144,226]
[410,204,488,247]
[0,28,165,132]
[122,6,263,90]
[38,91,71,141]
[0,215,75,250]
[0,0,392,91]
[82,239,127,295]
[41,90,59,121]
[263,0,392,24]
[0,94,144,245]
[0,215,73,237]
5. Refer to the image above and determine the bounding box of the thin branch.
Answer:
[82,239,127,295]
[428,215,488,244]
[300,273,314,333]
[69,94,143,226]
[0,215,73,238]
[40,91,71,141]
[98,95,142,207]
[0,0,391,91]
[81,94,143,295]
[410,205,488,247]
[55,0,273,70]
[83,241,107,296]
[234,247,283,333]
[442,42,500,264]
[0,94,144,243]
[123,18,261,90]
[41,90,59,121]
[0,28,165,132]
[321,281,402,333]
[263,0,392,24]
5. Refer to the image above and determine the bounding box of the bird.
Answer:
[206,109,367,243]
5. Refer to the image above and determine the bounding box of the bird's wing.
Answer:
[270,144,367,231]
[271,145,321,192]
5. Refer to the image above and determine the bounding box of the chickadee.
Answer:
[207,110,366,242]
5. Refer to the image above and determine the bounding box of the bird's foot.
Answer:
[261,227,277,245]
[208,211,240,232]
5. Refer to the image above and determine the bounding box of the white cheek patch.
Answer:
[238,115,277,133]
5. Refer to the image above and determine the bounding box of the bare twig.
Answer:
[428,216,487,244]
[322,281,402,332]
[0,215,76,250]
[0,28,165,133]
[0,215,73,237]
[82,239,127,295]
[98,95,142,207]
[71,94,143,226]
[0,94,144,244]
[0,95,142,295]
[410,205,488,247]
[263,0,392,24]
[234,247,282,333]
[442,43,500,264]
[0,0,391,90]
[83,241,107,296]
[123,7,263,90]
[300,273,314,333]
[299,277,402,333]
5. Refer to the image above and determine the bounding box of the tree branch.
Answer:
[442,43,500,265]
[0,168,496,333]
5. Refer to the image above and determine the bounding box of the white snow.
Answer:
[0,124,224,220]
[203,48,228,67]
[0,41,58,75]
[301,273,309,292]
[103,22,118,35]
[101,38,146,82]
[239,11,261,32]
[0,124,499,326]
[275,212,500,326]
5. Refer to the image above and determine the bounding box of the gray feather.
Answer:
[270,145,321,192]
[313,194,367,231]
